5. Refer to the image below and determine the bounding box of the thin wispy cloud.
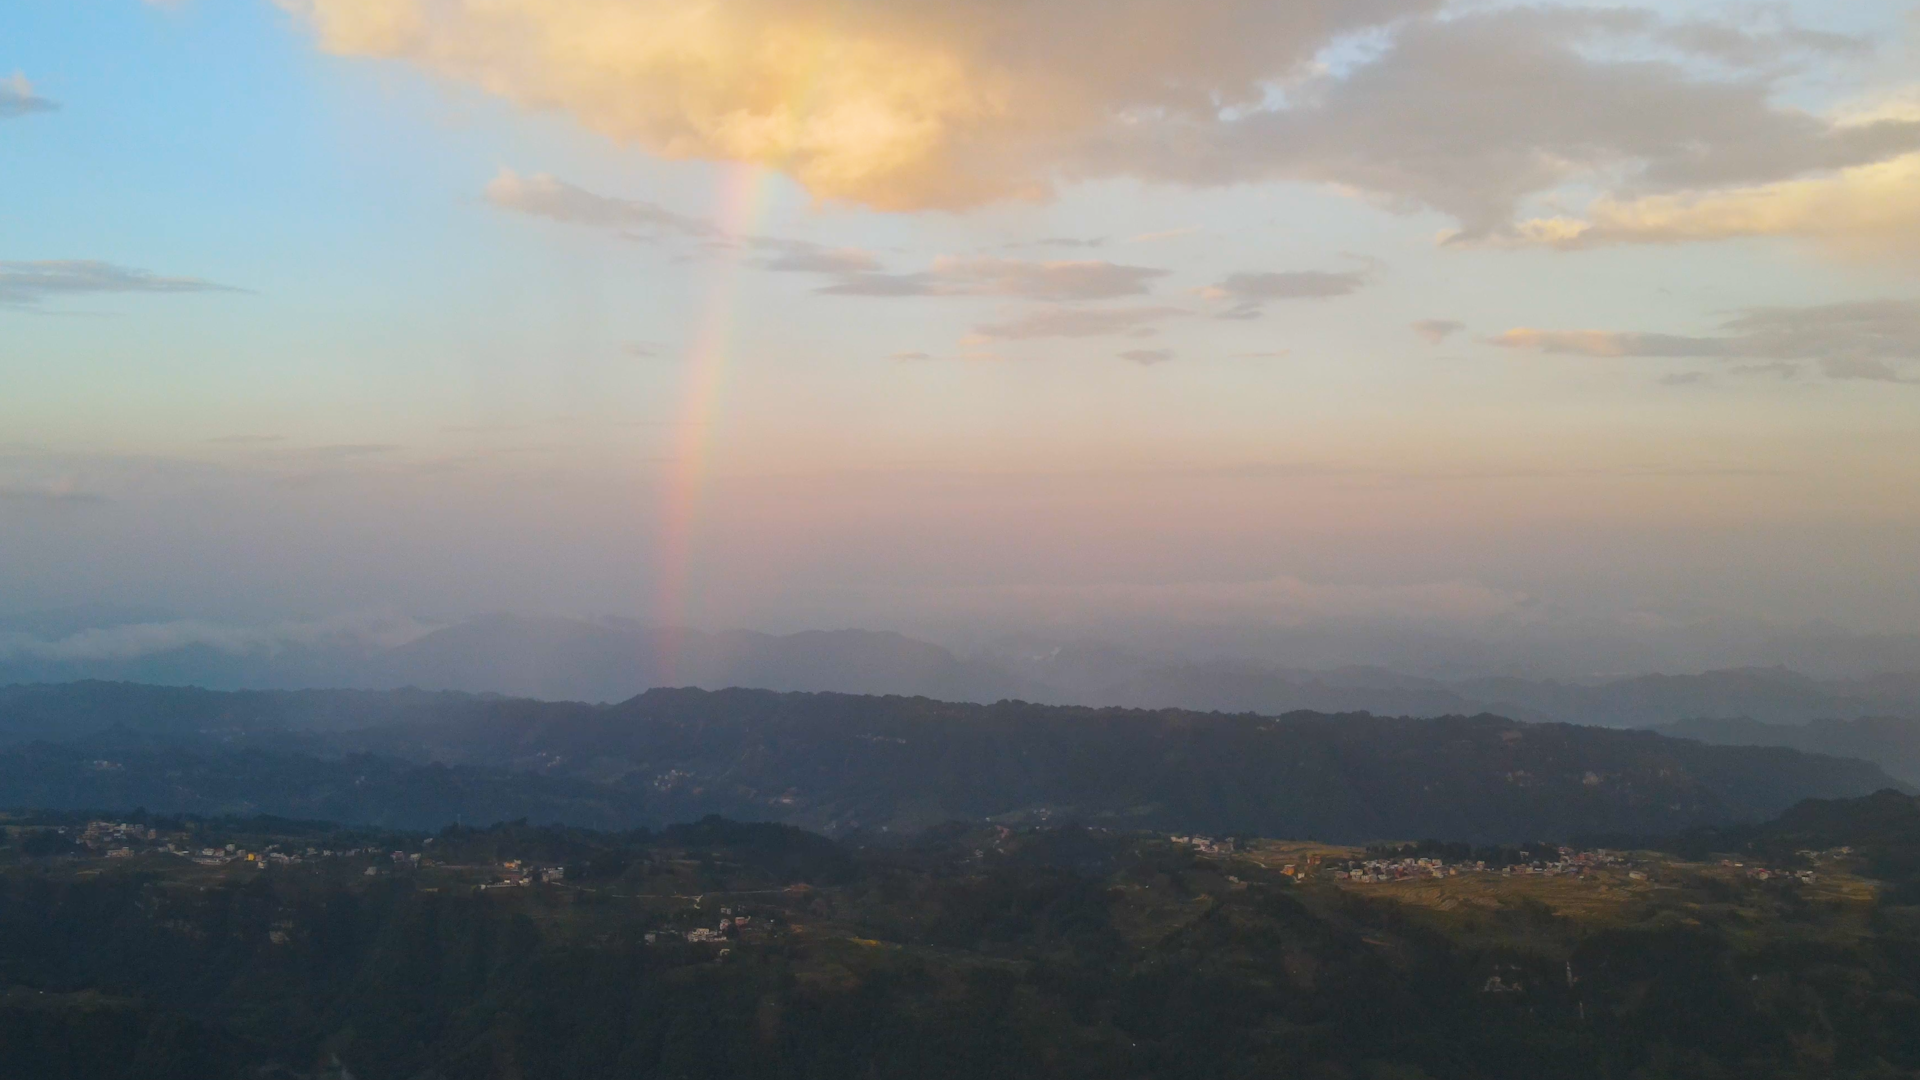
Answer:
[821,256,1169,302]
[0,261,240,308]
[1127,228,1202,244]
[484,169,713,239]
[1492,300,1920,382]
[970,305,1187,341]
[758,243,884,275]
[486,171,1174,304]
[1201,269,1369,319]
[0,73,56,119]
[1018,237,1107,250]
[1412,319,1464,344]
[0,480,105,505]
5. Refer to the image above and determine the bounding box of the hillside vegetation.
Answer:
[0,683,1901,841]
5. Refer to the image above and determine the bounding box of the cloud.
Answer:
[1127,227,1202,244]
[208,435,288,445]
[1491,299,1920,382]
[0,73,56,119]
[486,172,1174,304]
[0,261,239,308]
[822,255,1168,301]
[0,612,436,663]
[299,443,404,459]
[307,3,1920,251]
[0,480,105,505]
[758,244,883,274]
[1658,372,1709,386]
[887,350,931,361]
[1821,357,1907,382]
[1507,151,1920,259]
[1729,362,1799,379]
[1412,319,1463,344]
[1200,268,1368,319]
[1485,328,1716,357]
[912,574,1534,629]
[287,0,1435,211]
[971,305,1186,341]
[1119,348,1173,365]
[484,169,712,237]
[1079,8,1920,238]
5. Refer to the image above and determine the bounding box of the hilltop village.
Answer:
[11,813,1871,972]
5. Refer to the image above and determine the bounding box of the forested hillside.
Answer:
[2,795,1920,1079]
[0,683,1901,841]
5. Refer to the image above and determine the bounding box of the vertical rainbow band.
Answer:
[652,163,778,680]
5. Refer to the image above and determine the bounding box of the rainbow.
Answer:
[652,163,780,679]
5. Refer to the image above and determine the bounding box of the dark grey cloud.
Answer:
[0,74,55,119]
[0,261,240,308]
[972,305,1187,341]
[1075,8,1920,238]
[1492,299,1920,382]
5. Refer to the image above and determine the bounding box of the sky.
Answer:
[3,0,1920,670]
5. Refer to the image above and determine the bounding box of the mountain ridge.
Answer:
[0,681,1903,842]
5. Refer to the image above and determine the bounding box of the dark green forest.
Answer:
[1,791,1919,1079]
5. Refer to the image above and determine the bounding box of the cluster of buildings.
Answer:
[647,908,760,945]
[1169,835,1238,855]
[80,820,160,859]
[1329,847,1638,884]
[479,860,565,888]
[1339,857,1463,883]
[1724,859,1818,885]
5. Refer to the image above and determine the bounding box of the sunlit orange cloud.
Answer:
[1507,152,1920,260]
[281,0,1424,209]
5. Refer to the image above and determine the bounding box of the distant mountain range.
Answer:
[1654,716,1920,787]
[0,681,1903,841]
[6,613,1920,732]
